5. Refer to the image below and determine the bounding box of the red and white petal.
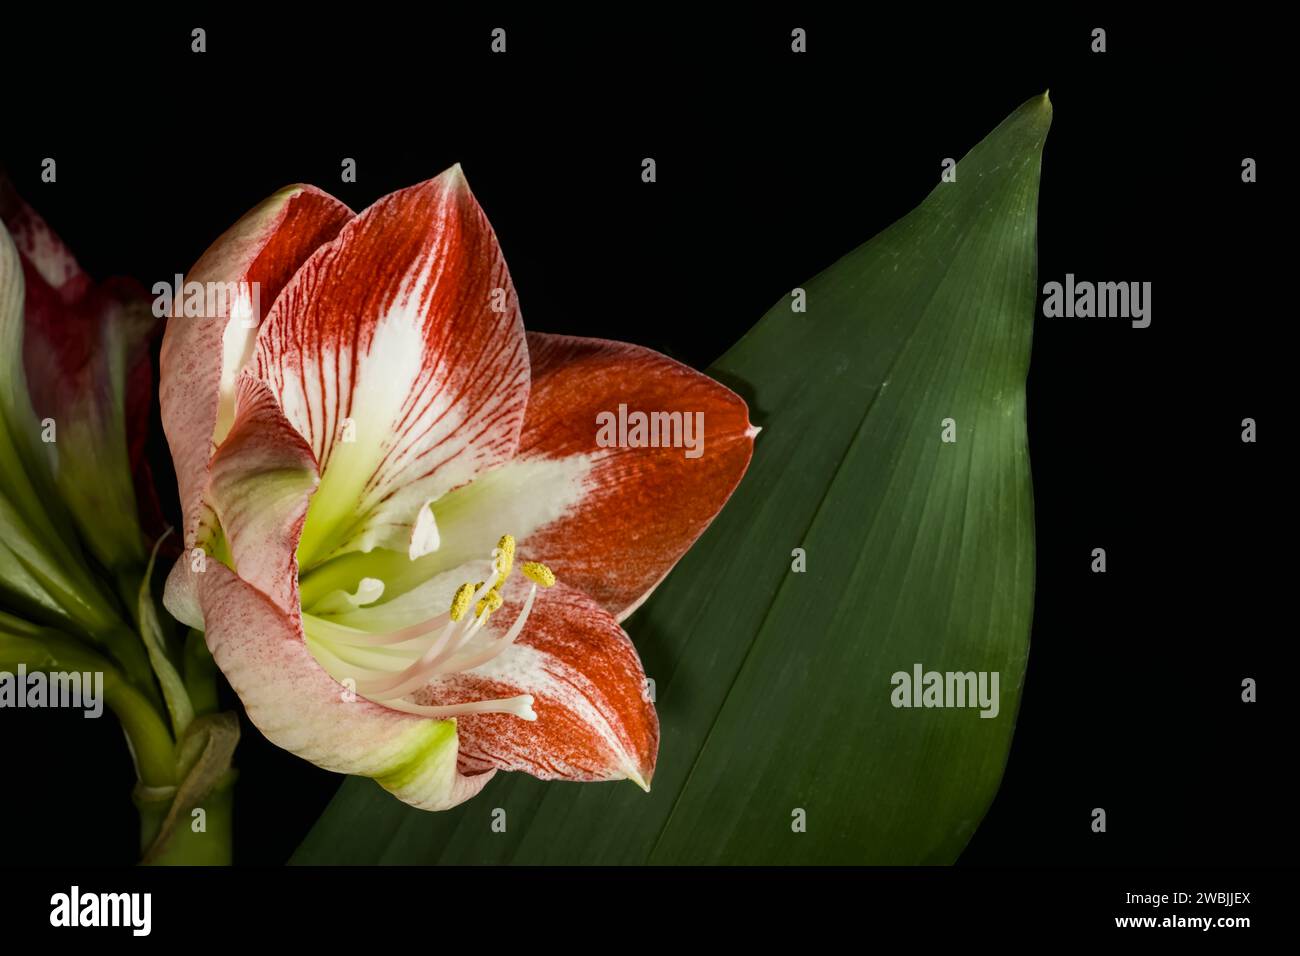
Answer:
[254,166,529,569]
[412,581,658,787]
[205,373,319,615]
[197,559,492,811]
[435,333,755,620]
[160,185,352,547]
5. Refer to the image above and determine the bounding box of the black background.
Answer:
[1,10,1287,874]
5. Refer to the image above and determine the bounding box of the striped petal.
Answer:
[428,333,755,620]
[196,558,492,811]
[160,185,352,547]
[254,167,529,570]
[412,580,658,786]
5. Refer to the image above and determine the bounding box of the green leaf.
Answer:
[137,531,194,737]
[293,93,1050,865]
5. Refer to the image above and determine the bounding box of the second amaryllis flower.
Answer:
[160,165,755,810]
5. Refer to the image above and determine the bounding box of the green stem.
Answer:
[138,775,235,865]
[107,674,178,788]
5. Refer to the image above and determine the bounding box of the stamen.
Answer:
[449,583,474,622]
[354,619,464,700]
[437,584,537,674]
[493,534,515,584]
[386,694,537,721]
[476,589,504,618]
[311,637,427,671]
[358,580,496,700]
[306,613,449,647]
[305,638,426,686]
[306,537,556,723]
[521,562,556,587]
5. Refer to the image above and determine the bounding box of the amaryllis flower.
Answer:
[161,166,755,810]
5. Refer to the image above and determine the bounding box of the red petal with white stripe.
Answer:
[254,166,530,568]
[412,580,658,786]
[461,333,756,620]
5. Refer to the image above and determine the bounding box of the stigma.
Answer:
[304,534,556,721]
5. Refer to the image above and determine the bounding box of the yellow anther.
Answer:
[476,588,504,618]
[449,583,474,622]
[521,562,556,588]
[494,534,516,583]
